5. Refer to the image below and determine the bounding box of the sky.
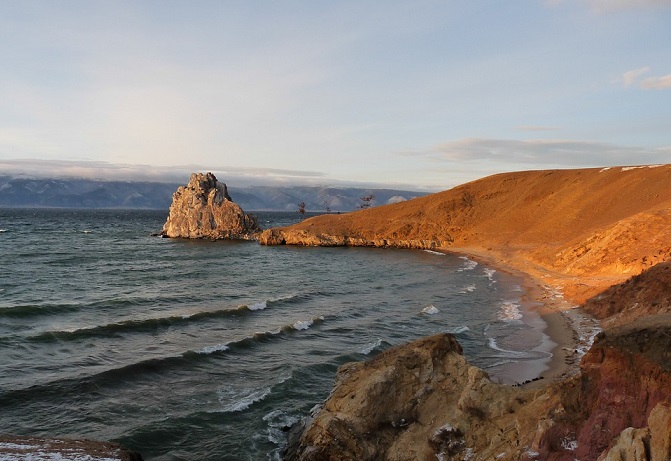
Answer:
[1,0,670,191]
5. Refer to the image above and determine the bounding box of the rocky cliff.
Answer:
[277,165,671,461]
[287,295,671,460]
[161,172,260,239]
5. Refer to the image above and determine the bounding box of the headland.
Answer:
[256,164,671,460]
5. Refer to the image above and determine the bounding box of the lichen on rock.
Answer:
[161,172,260,239]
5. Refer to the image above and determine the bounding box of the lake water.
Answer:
[0,208,549,460]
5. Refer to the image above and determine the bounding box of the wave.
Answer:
[421,304,439,315]
[1,316,326,404]
[28,298,315,342]
[195,316,325,357]
[359,338,384,355]
[423,249,444,256]
[448,325,470,334]
[497,301,523,322]
[457,256,478,272]
[483,268,497,282]
[0,295,198,318]
[459,284,477,294]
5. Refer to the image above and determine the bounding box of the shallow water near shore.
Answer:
[0,208,552,460]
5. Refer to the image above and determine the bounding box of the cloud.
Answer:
[640,74,671,89]
[622,67,651,87]
[420,138,671,167]
[620,67,671,90]
[0,159,329,187]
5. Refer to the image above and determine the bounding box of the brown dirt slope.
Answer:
[260,165,671,303]
[582,261,671,328]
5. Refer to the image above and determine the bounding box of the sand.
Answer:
[445,246,602,388]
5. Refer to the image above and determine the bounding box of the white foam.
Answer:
[423,249,444,256]
[247,301,267,311]
[359,338,382,354]
[459,284,476,293]
[0,443,39,450]
[0,229,7,233]
[457,257,478,271]
[483,268,496,281]
[293,319,313,330]
[497,301,522,322]
[220,387,271,413]
[449,325,469,334]
[198,343,229,355]
[421,304,439,315]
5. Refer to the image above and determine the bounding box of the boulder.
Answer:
[161,172,260,239]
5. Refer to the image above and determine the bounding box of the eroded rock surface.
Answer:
[287,306,671,461]
[162,172,259,239]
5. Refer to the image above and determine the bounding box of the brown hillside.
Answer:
[260,165,671,303]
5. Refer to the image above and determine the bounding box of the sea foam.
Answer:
[497,301,523,322]
[421,305,439,315]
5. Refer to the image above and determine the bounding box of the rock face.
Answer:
[286,267,671,461]
[162,172,260,239]
[286,333,559,461]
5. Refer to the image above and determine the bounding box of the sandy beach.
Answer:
[445,246,602,388]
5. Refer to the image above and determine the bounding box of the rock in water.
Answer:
[162,172,260,239]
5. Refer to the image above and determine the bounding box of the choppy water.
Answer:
[0,208,550,460]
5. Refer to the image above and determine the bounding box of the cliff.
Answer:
[279,165,671,460]
[161,172,260,239]
[287,291,671,460]
[260,164,671,304]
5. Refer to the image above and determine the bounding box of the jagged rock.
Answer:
[285,333,558,461]
[597,403,671,461]
[161,172,260,239]
[286,318,671,461]
[0,435,143,461]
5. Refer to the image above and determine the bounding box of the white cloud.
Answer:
[640,74,671,89]
[0,159,328,186]
[622,67,651,87]
[422,138,671,167]
[620,67,671,90]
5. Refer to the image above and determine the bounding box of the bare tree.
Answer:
[359,194,375,209]
[297,201,306,217]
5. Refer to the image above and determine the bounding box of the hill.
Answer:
[260,164,671,303]
[0,176,425,211]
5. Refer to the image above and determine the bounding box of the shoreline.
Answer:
[444,246,599,388]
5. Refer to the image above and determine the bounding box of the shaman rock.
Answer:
[162,172,260,239]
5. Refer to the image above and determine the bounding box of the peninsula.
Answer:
[255,165,671,460]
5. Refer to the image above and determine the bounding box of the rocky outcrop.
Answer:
[258,228,449,249]
[161,172,260,239]
[285,333,560,461]
[0,435,143,460]
[286,280,671,461]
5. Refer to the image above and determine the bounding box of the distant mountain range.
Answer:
[0,176,428,211]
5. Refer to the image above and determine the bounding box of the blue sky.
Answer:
[1,0,670,190]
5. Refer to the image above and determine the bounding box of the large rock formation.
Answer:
[286,264,671,461]
[161,172,260,239]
